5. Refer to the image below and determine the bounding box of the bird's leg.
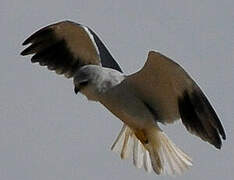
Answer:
[134,129,149,145]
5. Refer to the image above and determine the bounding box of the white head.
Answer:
[73,65,124,100]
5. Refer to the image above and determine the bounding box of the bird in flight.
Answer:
[21,20,226,176]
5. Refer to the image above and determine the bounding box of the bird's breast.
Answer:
[99,85,156,129]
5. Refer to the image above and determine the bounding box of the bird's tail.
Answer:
[111,124,192,175]
[144,127,192,175]
[111,124,153,172]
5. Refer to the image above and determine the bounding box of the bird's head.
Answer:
[73,65,124,100]
[73,65,101,94]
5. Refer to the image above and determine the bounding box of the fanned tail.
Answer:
[145,127,192,175]
[111,124,193,175]
[111,124,152,172]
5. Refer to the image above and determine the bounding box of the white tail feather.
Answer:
[111,124,192,175]
[145,128,193,175]
[111,124,152,172]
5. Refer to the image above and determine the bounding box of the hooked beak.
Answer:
[74,87,80,94]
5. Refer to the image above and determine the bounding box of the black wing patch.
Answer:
[21,27,81,78]
[89,29,122,73]
[178,89,226,149]
[21,21,122,78]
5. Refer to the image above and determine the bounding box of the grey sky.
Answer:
[1,0,234,179]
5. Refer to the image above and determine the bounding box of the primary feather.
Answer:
[21,21,122,78]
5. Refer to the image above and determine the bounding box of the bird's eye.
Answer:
[79,81,89,87]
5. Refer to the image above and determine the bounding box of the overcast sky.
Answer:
[1,0,234,180]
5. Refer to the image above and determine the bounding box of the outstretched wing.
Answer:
[21,20,122,78]
[127,51,226,149]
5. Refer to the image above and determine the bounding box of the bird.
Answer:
[21,20,226,176]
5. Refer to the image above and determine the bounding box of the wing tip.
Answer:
[198,91,227,142]
[22,36,32,46]
[20,46,31,56]
[179,89,226,149]
[22,20,71,47]
[219,128,226,141]
[21,20,82,46]
[20,50,26,56]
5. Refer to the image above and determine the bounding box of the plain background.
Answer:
[1,0,234,180]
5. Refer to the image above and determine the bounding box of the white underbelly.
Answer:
[99,88,155,130]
